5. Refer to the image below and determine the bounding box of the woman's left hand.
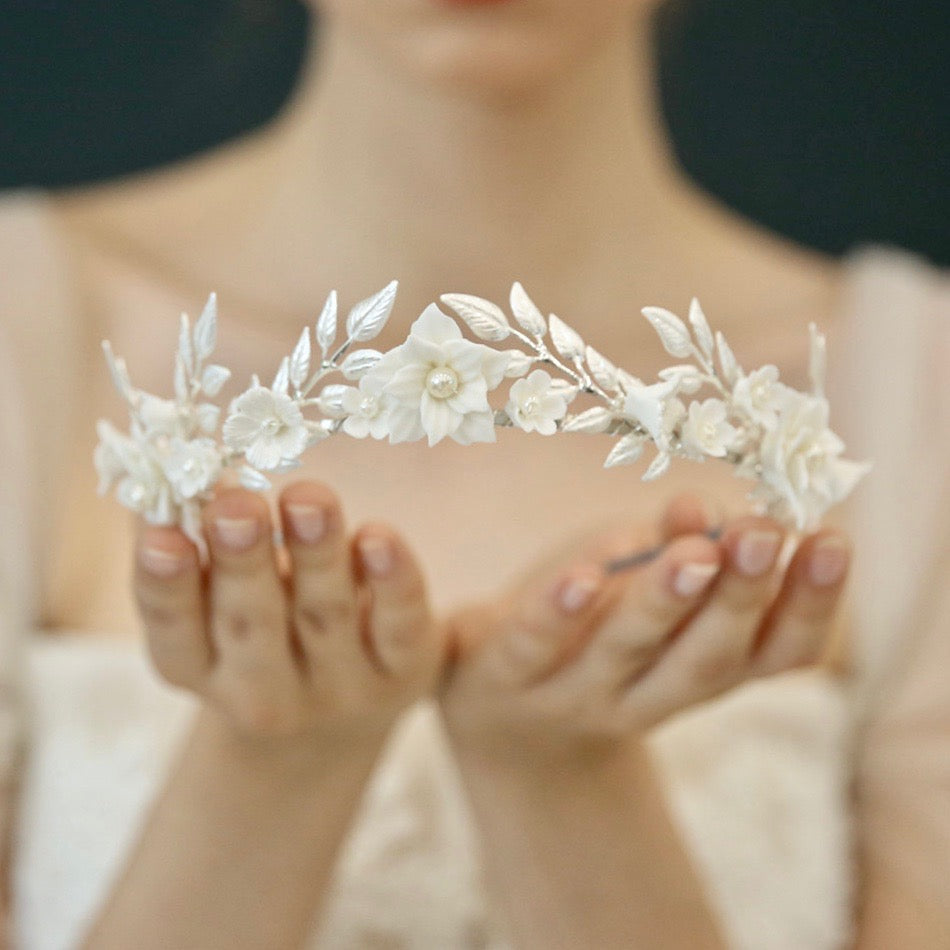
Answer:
[439,493,852,763]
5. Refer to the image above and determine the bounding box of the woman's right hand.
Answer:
[132,480,441,748]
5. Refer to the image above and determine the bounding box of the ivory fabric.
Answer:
[0,190,947,948]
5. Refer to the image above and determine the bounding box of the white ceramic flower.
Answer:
[755,389,870,530]
[222,384,311,470]
[506,369,569,435]
[621,378,685,452]
[374,304,510,446]
[115,445,168,521]
[679,397,740,459]
[161,437,222,499]
[731,364,789,429]
[340,375,392,440]
[139,395,184,438]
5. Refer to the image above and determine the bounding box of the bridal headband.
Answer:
[95,281,872,557]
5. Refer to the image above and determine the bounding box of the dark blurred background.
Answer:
[1,1,947,264]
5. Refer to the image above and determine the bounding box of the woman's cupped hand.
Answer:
[438,493,852,769]
[133,481,442,750]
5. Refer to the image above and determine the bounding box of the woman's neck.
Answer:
[228,14,723,325]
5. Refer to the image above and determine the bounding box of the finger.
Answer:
[134,523,210,689]
[353,523,436,678]
[279,481,361,671]
[621,516,787,723]
[659,492,724,543]
[204,488,297,687]
[750,530,851,676]
[556,531,723,693]
[482,560,623,688]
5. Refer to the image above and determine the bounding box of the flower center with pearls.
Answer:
[262,417,282,436]
[522,396,540,416]
[359,395,379,417]
[425,366,460,400]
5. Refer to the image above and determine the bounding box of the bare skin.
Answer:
[6,0,940,946]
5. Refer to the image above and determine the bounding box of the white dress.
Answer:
[1,191,948,949]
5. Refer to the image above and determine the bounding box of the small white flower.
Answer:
[731,365,787,428]
[373,304,510,446]
[161,437,222,499]
[680,398,740,459]
[113,443,168,521]
[506,369,568,435]
[340,376,392,440]
[222,384,310,470]
[139,395,185,438]
[621,378,684,452]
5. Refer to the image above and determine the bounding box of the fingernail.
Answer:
[360,536,394,577]
[139,547,185,578]
[673,561,719,597]
[810,536,849,586]
[286,504,327,544]
[556,570,602,614]
[214,517,258,552]
[736,530,781,577]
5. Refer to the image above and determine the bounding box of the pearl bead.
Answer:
[522,396,540,416]
[262,417,281,435]
[425,366,460,400]
[359,395,378,416]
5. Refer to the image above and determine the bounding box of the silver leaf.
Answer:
[178,313,194,378]
[642,451,672,481]
[641,307,693,358]
[715,330,743,387]
[440,293,511,342]
[658,364,704,395]
[193,293,217,361]
[272,356,290,396]
[548,313,585,361]
[174,354,188,403]
[101,341,133,401]
[317,384,350,418]
[547,378,580,404]
[509,281,547,336]
[688,298,714,360]
[240,466,271,491]
[347,280,398,342]
[561,407,614,434]
[341,348,383,380]
[316,290,338,356]
[808,322,826,398]
[604,433,646,468]
[290,328,311,390]
[585,345,619,390]
[503,349,534,378]
[271,458,302,474]
[200,363,231,397]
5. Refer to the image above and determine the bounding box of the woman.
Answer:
[1,1,947,946]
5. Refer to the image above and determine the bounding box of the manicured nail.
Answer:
[140,547,185,578]
[214,517,258,552]
[556,570,602,614]
[736,530,781,577]
[810,536,849,586]
[360,536,394,577]
[673,562,719,597]
[286,504,327,544]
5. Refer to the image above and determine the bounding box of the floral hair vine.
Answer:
[95,280,872,559]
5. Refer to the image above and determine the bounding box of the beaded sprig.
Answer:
[95,281,872,557]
